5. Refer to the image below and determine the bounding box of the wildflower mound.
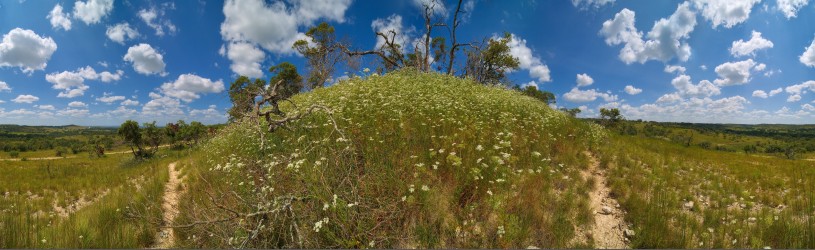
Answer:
[175,69,607,248]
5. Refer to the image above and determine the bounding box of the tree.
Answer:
[599,108,623,127]
[464,33,520,85]
[560,107,582,117]
[268,62,303,99]
[418,0,447,71]
[188,121,207,144]
[227,76,264,122]
[446,0,472,75]
[520,85,556,105]
[165,122,180,146]
[142,121,163,152]
[293,22,348,89]
[118,120,145,158]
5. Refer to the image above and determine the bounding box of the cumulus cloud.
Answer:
[692,0,761,28]
[730,30,773,57]
[12,94,39,103]
[159,74,225,102]
[57,108,90,117]
[777,0,810,18]
[45,66,122,98]
[121,99,140,106]
[600,2,696,64]
[572,0,615,9]
[96,93,126,103]
[803,103,815,111]
[506,34,552,82]
[106,23,139,45]
[123,43,167,76]
[624,85,642,95]
[139,4,177,37]
[563,88,618,103]
[522,81,538,89]
[752,90,768,98]
[68,101,87,108]
[769,87,784,96]
[576,73,594,87]
[47,4,72,31]
[411,0,448,18]
[787,95,802,102]
[784,80,815,99]
[0,28,58,73]
[227,42,265,78]
[801,37,815,68]
[713,59,757,86]
[143,92,184,116]
[657,93,682,103]
[622,95,752,122]
[371,15,415,52]
[36,105,56,110]
[664,65,686,74]
[0,81,10,92]
[219,0,350,76]
[671,74,721,97]
[72,0,114,25]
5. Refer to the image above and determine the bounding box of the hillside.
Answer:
[175,70,608,248]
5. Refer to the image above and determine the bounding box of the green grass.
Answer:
[0,149,182,248]
[599,134,815,248]
[175,69,605,248]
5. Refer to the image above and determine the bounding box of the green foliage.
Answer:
[560,107,582,117]
[519,85,556,105]
[117,120,144,158]
[268,62,304,99]
[227,76,264,122]
[142,121,163,152]
[465,32,520,85]
[599,108,623,127]
[293,22,347,90]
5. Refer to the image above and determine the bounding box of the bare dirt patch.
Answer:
[581,152,629,249]
[153,162,184,249]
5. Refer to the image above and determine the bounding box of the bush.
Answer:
[8,150,19,158]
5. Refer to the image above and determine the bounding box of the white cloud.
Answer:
[754,63,766,71]
[96,93,125,103]
[0,81,10,92]
[657,93,682,103]
[371,14,415,53]
[769,87,783,96]
[138,5,177,37]
[801,37,815,68]
[624,85,642,95]
[700,64,707,70]
[47,4,72,31]
[36,105,56,110]
[159,74,225,102]
[664,65,686,74]
[57,108,90,117]
[123,43,167,76]
[0,28,58,73]
[142,92,184,116]
[12,94,38,103]
[784,80,815,96]
[522,81,538,89]
[411,0,448,18]
[106,23,139,45]
[563,88,618,102]
[68,101,87,108]
[788,94,802,102]
[622,95,752,123]
[189,105,226,120]
[730,30,774,57]
[671,74,721,97]
[506,34,552,82]
[220,0,350,54]
[752,90,768,98]
[777,0,810,18]
[72,0,114,25]
[121,99,139,106]
[227,42,265,78]
[572,0,615,9]
[600,2,696,64]
[803,103,815,111]
[576,73,594,87]
[713,59,756,86]
[692,0,761,28]
[45,66,122,98]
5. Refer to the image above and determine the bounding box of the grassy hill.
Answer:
[175,70,606,248]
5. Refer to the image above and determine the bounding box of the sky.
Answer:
[0,0,814,126]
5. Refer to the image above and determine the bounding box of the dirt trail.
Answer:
[153,162,184,249]
[0,145,172,162]
[581,152,629,249]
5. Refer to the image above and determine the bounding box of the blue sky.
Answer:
[0,0,814,126]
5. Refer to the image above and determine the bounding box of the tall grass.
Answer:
[0,150,180,248]
[174,70,605,248]
[599,134,815,248]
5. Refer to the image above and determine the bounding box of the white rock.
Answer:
[683,201,694,210]
[600,206,613,215]
[624,229,635,238]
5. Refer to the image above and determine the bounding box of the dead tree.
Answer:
[446,0,474,75]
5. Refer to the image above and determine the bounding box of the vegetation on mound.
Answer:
[175,70,606,248]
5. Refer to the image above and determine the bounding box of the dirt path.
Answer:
[0,145,172,161]
[153,162,183,249]
[581,152,629,249]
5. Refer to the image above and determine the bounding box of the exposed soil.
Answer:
[152,162,184,249]
[581,152,629,249]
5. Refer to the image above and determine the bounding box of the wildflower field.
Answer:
[176,70,607,248]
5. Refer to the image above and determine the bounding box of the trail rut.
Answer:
[153,162,183,249]
[581,152,629,249]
